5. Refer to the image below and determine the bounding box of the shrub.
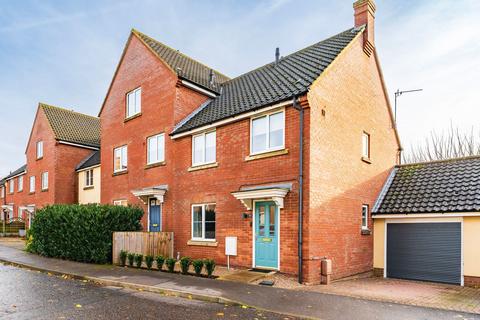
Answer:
[156,255,165,271]
[26,204,143,263]
[180,257,191,275]
[204,259,216,277]
[127,253,135,267]
[134,254,144,268]
[119,250,128,266]
[145,255,154,270]
[165,258,176,273]
[192,259,204,276]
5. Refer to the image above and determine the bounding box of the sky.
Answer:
[0,0,479,176]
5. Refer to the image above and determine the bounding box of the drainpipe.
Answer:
[293,96,304,284]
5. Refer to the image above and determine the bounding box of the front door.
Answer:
[149,199,161,232]
[254,201,278,269]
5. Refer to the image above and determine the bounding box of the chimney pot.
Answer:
[275,47,280,65]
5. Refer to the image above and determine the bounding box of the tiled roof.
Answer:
[41,103,100,148]
[172,27,363,135]
[76,150,100,171]
[373,156,480,214]
[133,30,230,93]
[2,164,27,181]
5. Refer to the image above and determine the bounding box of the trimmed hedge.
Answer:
[26,204,143,264]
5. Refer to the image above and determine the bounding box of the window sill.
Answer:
[361,157,372,164]
[245,149,289,161]
[361,229,371,235]
[124,113,142,123]
[41,189,49,193]
[145,161,166,170]
[112,170,128,177]
[188,162,218,172]
[187,240,218,247]
[36,157,43,161]
[29,192,35,195]
[83,186,94,190]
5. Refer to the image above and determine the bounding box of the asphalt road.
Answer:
[0,264,297,320]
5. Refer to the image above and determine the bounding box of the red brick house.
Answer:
[1,165,27,221]
[99,0,400,284]
[1,103,100,226]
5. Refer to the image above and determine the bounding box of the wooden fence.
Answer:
[112,232,174,265]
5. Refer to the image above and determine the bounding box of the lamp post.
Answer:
[394,88,423,124]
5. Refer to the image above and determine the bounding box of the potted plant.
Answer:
[145,255,154,270]
[192,259,204,276]
[204,259,216,278]
[156,255,165,271]
[179,257,192,275]
[119,250,128,266]
[127,253,135,267]
[134,254,144,268]
[165,258,176,273]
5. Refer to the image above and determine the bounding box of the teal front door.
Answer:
[254,201,279,269]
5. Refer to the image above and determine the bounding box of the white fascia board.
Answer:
[373,212,480,219]
[76,164,100,173]
[181,80,218,98]
[58,140,99,150]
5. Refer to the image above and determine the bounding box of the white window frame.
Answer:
[147,133,165,165]
[18,176,23,192]
[191,203,216,241]
[126,87,141,118]
[85,169,94,187]
[362,204,369,230]
[362,132,370,159]
[113,145,128,173]
[8,180,14,194]
[29,176,35,193]
[36,141,43,159]
[192,131,216,166]
[250,110,285,155]
[113,199,128,206]
[41,172,48,190]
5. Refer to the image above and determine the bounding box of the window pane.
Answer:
[148,136,157,163]
[205,132,216,163]
[127,92,135,117]
[362,206,368,228]
[258,205,265,236]
[252,116,267,153]
[192,206,203,238]
[114,148,121,171]
[269,205,275,236]
[193,135,204,164]
[121,147,128,170]
[362,133,369,157]
[157,134,165,162]
[205,204,216,239]
[269,112,284,148]
[135,89,141,114]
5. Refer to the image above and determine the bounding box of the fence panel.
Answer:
[112,232,174,264]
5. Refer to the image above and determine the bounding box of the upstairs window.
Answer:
[362,204,369,230]
[41,172,48,190]
[29,176,35,193]
[192,131,216,166]
[114,145,128,173]
[36,141,43,159]
[147,133,165,165]
[251,110,285,154]
[8,180,14,194]
[192,203,216,241]
[362,132,370,159]
[126,87,141,118]
[18,176,23,192]
[85,169,94,187]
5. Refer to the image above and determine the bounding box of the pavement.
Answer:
[0,242,479,320]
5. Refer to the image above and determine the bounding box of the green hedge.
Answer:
[26,204,143,263]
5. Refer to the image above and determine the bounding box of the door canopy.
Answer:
[131,185,168,204]
[231,183,291,210]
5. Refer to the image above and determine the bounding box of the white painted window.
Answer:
[362,204,369,230]
[126,87,141,118]
[113,200,128,206]
[36,141,43,159]
[251,110,285,154]
[41,172,48,190]
[114,145,128,173]
[29,176,35,193]
[362,132,370,158]
[18,176,23,192]
[147,133,165,165]
[192,131,216,166]
[8,180,14,194]
[191,203,216,241]
[85,169,94,187]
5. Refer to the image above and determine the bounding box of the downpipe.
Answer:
[293,96,304,284]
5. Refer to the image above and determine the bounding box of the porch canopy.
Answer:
[131,185,168,204]
[1,205,13,212]
[19,205,35,214]
[231,183,291,210]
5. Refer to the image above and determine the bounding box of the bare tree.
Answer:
[403,125,480,164]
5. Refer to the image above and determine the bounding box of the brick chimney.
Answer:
[353,0,376,56]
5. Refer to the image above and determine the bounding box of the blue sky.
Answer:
[0,0,479,176]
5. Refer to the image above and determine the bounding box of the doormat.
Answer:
[249,268,274,273]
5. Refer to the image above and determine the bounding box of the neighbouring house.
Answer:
[99,0,400,284]
[373,156,480,287]
[0,165,27,222]
[76,150,101,204]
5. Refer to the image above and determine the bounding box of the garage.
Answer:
[386,222,461,285]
